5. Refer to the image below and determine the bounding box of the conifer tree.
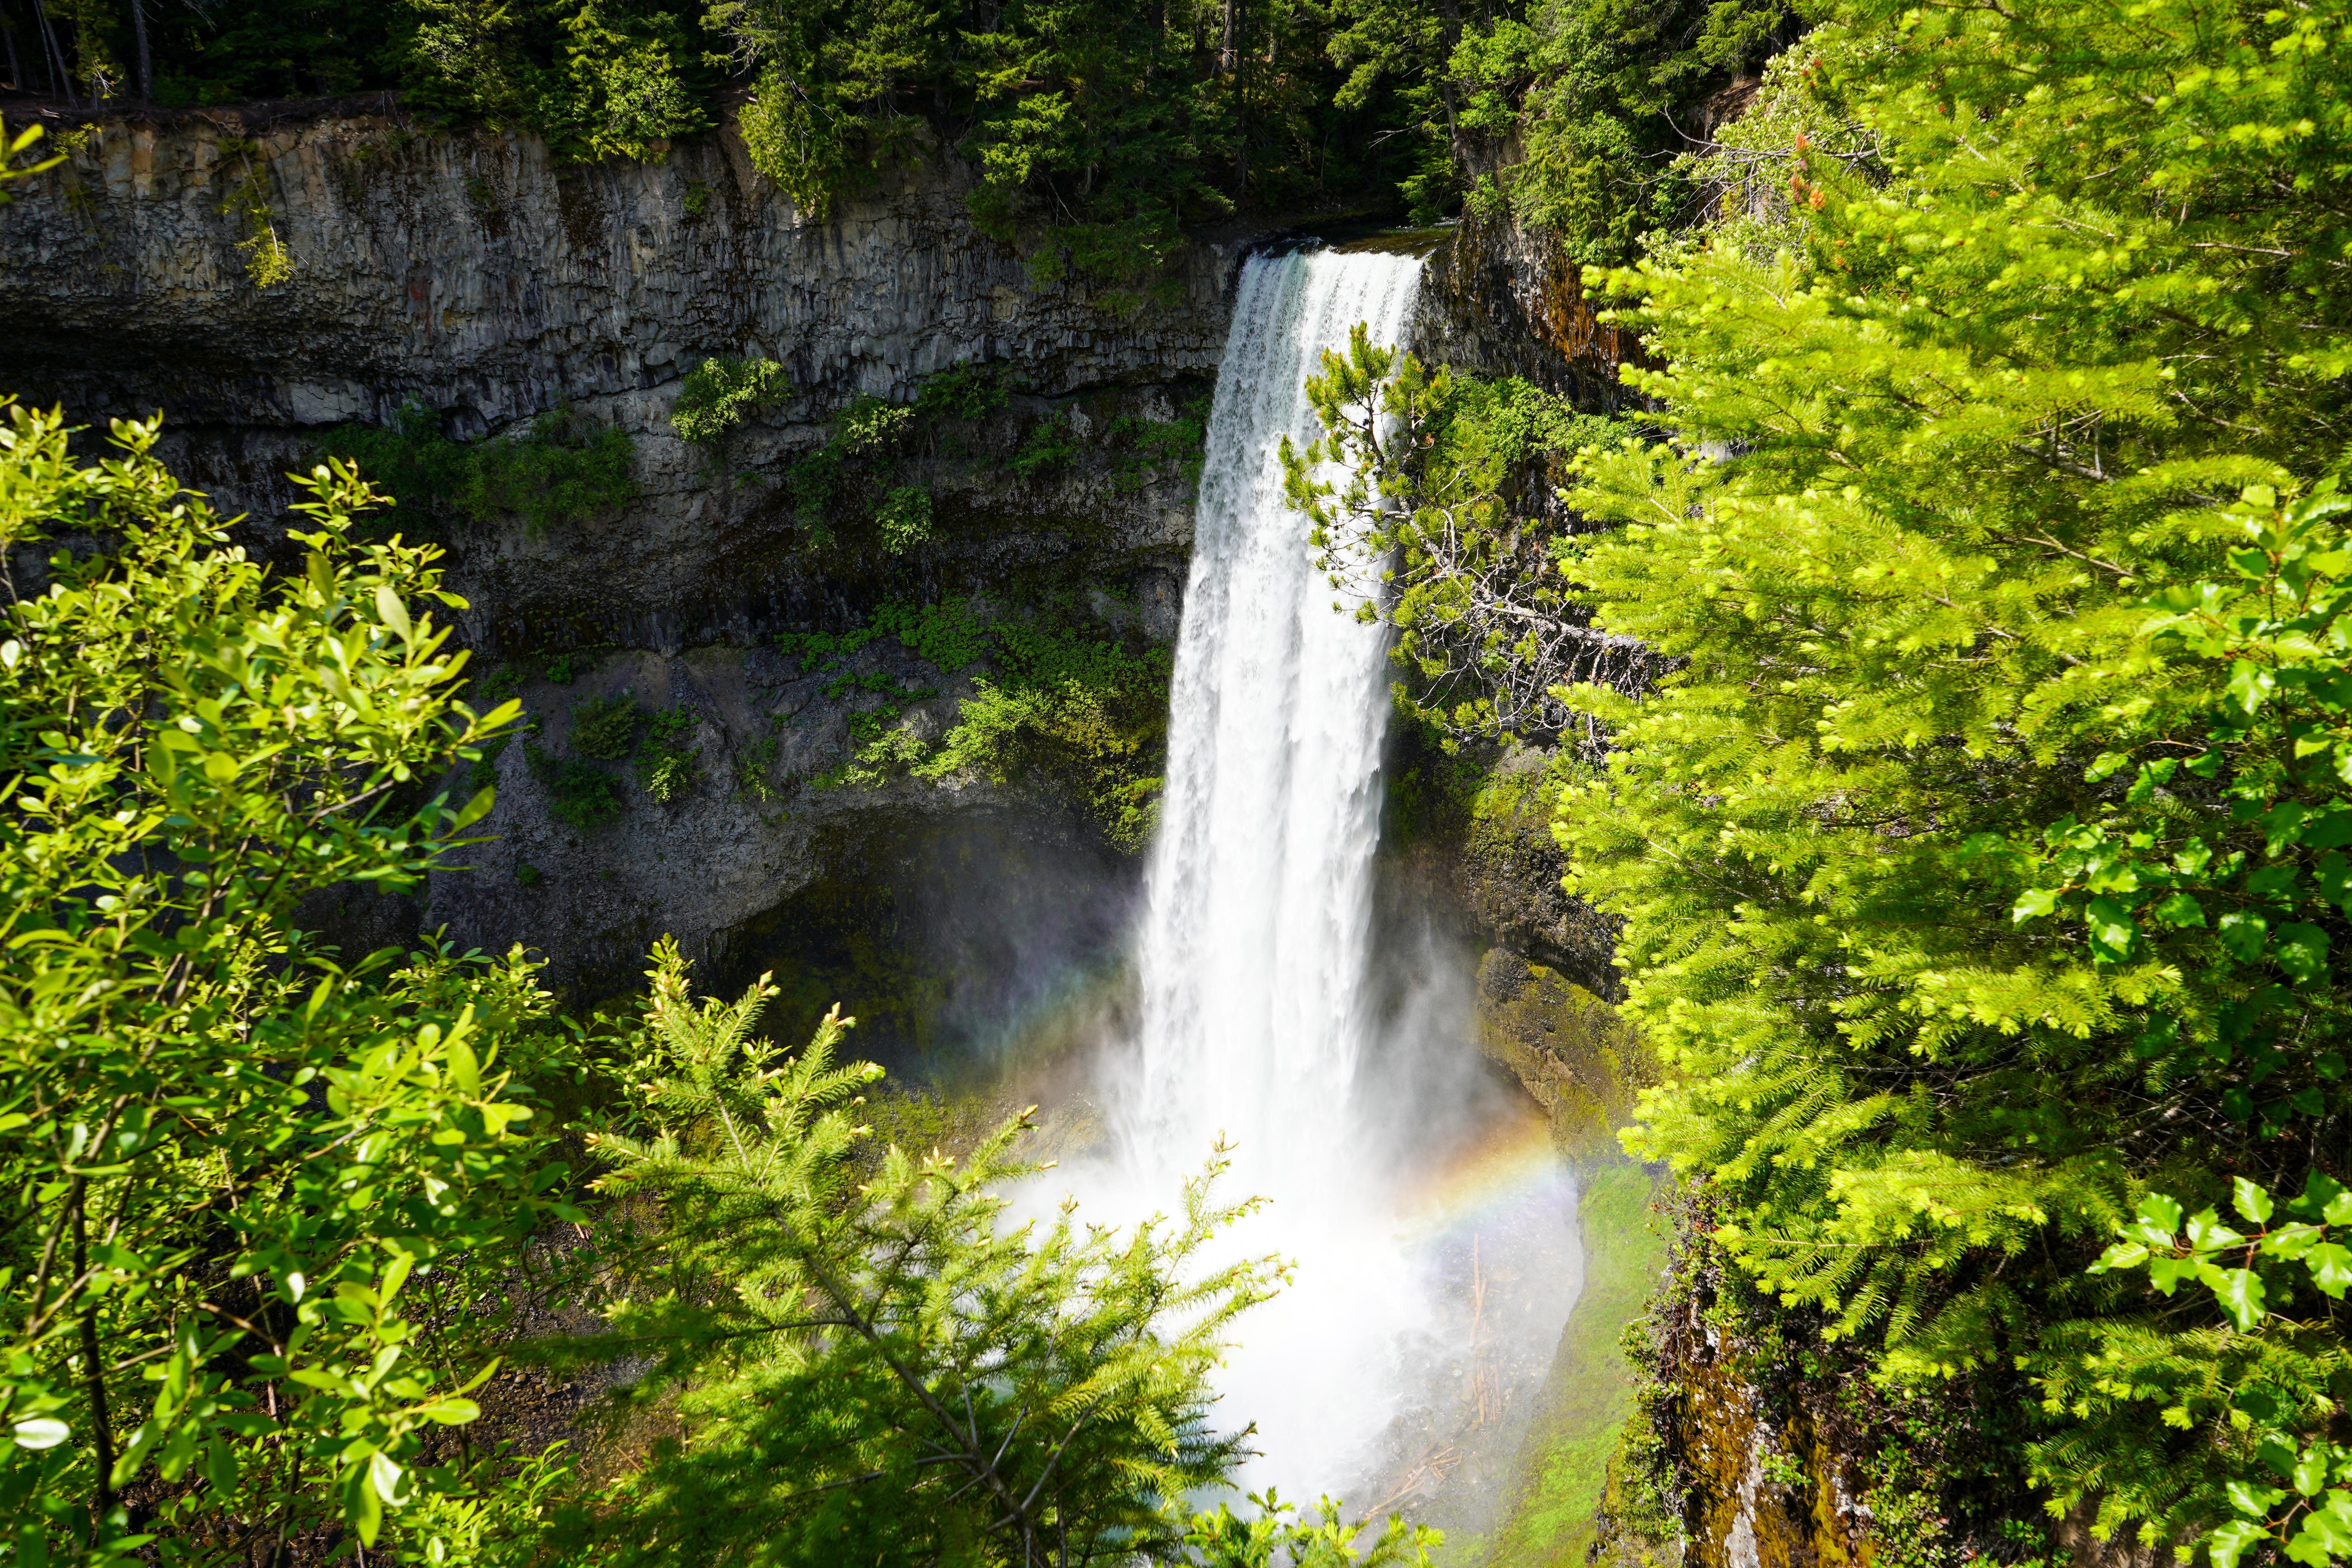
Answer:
[1297,0,2352,1552]
[554,940,1291,1568]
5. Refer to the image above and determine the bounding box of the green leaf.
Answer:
[370,1448,407,1506]
[11,1418,67,1450]
[2286,1495,2352,1566]
[2011,886,2060,923]
[2226,1479,2286,1517]
[2220,909,2270,963]
[375,583,413,641]
[2209,1518,2270,1568]
[2211,1267,2269,1332]
[2306,1243,2352,1299]
[2236,1178,2276,1224]
[2085,895,2137,960]
[345,1462,383,1546]
[2276,923,2331,985]
[453,785,496,831]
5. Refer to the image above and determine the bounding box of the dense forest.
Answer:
[0,0,1803,274]
[6,0,2352,1561]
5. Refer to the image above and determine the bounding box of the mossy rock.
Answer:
[1474,950,1646,1164]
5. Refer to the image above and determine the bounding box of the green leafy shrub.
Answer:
[324,402,637,537]
[870,597,990,672]
[913,359,1011,420]
[0,402,578,1560]
[637,705,701,802]
[569,693,639,759]
[216,136,294,287]
[872,485,934,553]
[528,744,625,828]
[834,394,913,456]
[915,619,1173,847]
[1007,409,1078,482]
[732,731,783,801]
[1109,395,1210,492]
[670,356,790,446]
[779,599,1169,842]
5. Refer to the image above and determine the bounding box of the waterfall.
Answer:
[1118,246,1433,1497]
[1042,243,1577,1515]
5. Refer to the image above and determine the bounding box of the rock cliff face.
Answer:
[1411,207,1642,409]
[2,100,1235,429]
[1,102,1232,645]
[1,100,1237,1031]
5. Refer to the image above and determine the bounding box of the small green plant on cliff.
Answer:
[569,692,640,759]
[325,402,637,537]
[913,619,1173,848]
[1007,409,1080,483]
[782,598,1169,844]
[873,485,934,553]
[780,368,1024,552]
[1109,395,1212,492]
[732,730,783,802]
[529,743,624,828]
[636,705,701,802]
[670,356,790,446]
[914,359,1013,420]
[216,136,295,288]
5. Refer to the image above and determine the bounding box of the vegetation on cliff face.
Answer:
[787,596,1175,848]
[322,403,637,540]
[1308,0,2352,1555]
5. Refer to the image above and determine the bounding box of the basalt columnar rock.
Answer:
[0,102,1239,1024]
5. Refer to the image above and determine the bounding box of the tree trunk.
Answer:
[1224,0,1245,197]
[2,7,24,94]
[33,0,75,108]
[129,0,150,102]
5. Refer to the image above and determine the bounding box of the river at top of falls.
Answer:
[1026,243,1586,1521]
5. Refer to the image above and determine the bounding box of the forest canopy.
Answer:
[0,0,1796,274]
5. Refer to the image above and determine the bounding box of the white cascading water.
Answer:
[1114,245,1432,1497]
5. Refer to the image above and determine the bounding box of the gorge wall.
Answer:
[2,99,1243,1054]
